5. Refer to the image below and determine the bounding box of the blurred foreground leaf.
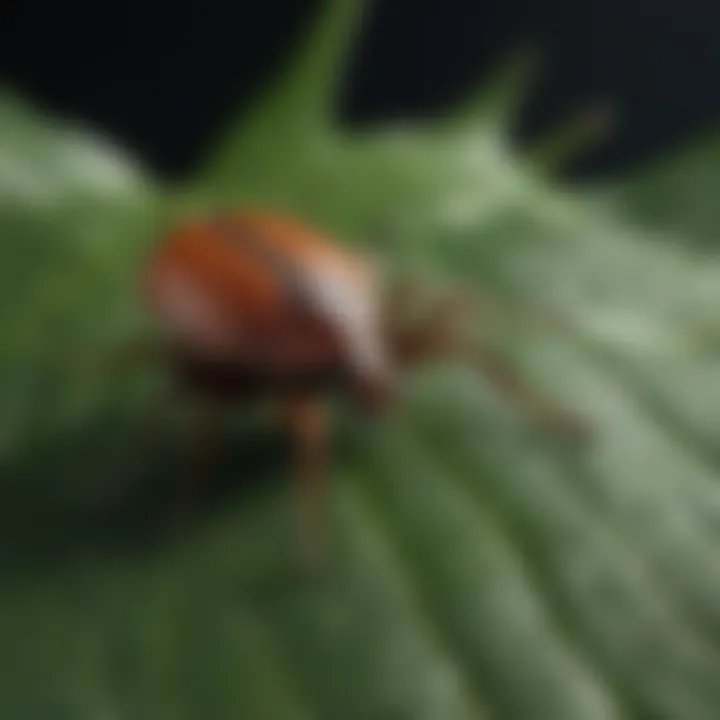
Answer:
[3,2,720,719]
[605,128,720,250]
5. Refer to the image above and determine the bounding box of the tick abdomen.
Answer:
[144,208,388,389]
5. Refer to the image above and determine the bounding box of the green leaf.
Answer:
[0,95,162,460]
[4,2,720,719]
[198,0,369,193]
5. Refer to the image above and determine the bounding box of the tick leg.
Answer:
[176,395,225,519]
[83,337,166,375]
[389,281,575,361]
[393,289,590,443]
[461,341,591,443]
[284,395,330,571]
[96,387,177,516]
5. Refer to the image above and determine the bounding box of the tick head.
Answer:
[349,361,396,416]
[341,309,396,416]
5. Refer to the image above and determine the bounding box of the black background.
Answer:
[1,0,718,180]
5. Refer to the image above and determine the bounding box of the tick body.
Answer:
[144,210,392,409]
[107,207,589,567]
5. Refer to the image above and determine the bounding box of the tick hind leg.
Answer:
[283,395,331,571]
[390,285,591,443]
[95,386,178,517]
[174,394,227,522]
[96,385,228,529]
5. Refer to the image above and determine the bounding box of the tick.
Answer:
[99,207,589,566]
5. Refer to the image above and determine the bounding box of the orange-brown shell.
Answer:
[142,208,383,373]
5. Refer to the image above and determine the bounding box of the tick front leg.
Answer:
[283,395,330,571]
[387,280,576,362]
[176,395,226,521]
[461,341,591,444]
[391,285,590,443]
